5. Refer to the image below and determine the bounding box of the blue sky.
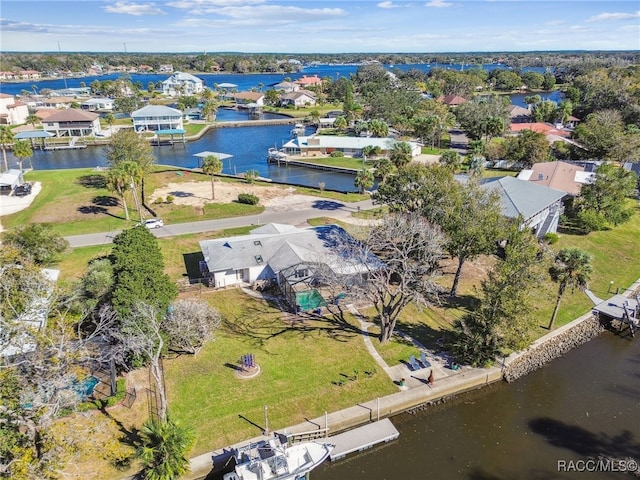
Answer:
[1,1,639,53]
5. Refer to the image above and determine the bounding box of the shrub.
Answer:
[237,193,259,205]
[166,195,174,204]
[330,151,344,157]
[543,232,559,244]
[153,197,164,205]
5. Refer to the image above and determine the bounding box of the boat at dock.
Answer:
[290,124,305,137]
[267,147,288,162]
[223,434,333,480]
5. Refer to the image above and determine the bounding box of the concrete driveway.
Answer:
[0,182,41,231]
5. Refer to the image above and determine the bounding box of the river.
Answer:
[313,329,640,480]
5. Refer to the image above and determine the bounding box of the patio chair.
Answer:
[409,355,420,371]
[420,352,431,368]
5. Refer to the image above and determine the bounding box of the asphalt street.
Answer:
[64,197,375,247]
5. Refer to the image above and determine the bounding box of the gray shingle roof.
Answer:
[131,105,182,117]
[479,176,566,220]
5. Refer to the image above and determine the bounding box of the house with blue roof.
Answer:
[162,72,204,97]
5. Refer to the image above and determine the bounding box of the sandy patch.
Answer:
[150,180,317,208]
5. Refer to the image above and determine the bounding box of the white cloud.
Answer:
[167,0,265,9]
[199,5,346,25]
[104,2,167,16]
[425,0,453,7]
[378,1,399,8]
[587,10,640,22]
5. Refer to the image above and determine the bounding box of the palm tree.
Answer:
[136,417,194,480]
[12,140,32,172]
[548,248,593,330]
[202,155,222,200]
[104,113,116,136]
[106,161,141,221]
[354,168,375,194]
[0,125,15,172]
[26,114,40,129]
[374,158,393,184]
[389,141,412,169]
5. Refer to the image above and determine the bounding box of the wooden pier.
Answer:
[329,418,399,461]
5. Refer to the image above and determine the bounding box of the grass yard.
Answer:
[164,289,396,455]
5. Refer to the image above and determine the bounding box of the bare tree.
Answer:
[163,299,222,355]
[327,213,446,343]
[104,302,168,421]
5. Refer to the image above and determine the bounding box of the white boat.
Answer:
[223,435,333,480]
[267,147,287,162]
[290,124,305,137]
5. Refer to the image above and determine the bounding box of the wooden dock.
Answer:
[329,418,399,461]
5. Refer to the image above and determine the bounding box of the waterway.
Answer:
[313,330,640,480]
[6,108,361,192]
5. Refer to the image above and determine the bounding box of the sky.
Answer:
[1,0,639,54]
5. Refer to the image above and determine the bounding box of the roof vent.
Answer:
[255,255,264,265]
[254,240,262,246]
[537,173,544,180]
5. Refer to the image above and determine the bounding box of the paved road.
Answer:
[448,128,470,154]
[65,197,375,247]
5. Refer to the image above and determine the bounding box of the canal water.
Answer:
[313,330,640,480]
[7,108,361,192]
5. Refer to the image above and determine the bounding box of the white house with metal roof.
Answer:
[283,135,421,158]
[199,223,381,311]
[81,97,115,111]
[479,176,566,238]
[131,105,184,133]
[162,72,204,97]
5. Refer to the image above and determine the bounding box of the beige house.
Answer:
[234,91,265,107]
[280,91,316,108]
[0,93,29,125]
[42,109,101,137]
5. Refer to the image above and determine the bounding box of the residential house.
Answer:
[198,223,380,311]
[437,94,467,107]
[294,75,323,88]
[280,90,316,108]
[81,98,115,111]
[563,115,581,129]
[138,64,154,73]
[0,93,29,125]
[19,70,41,80]
[517,161,594,196]
[42,108,102,137]
[40,97,75,109]
[234,91,265,107]
[273,81,299,93]
[131,105,184,132]
[0,268,59,359]
[478,176,566,238]
[0,71,19,81]
[161,72,204,96]
[283,134,421,158]
[159,64,174,73]
[509,104,532,123]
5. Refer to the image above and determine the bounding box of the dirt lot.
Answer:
[150,180,318,209]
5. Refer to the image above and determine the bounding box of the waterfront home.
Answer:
[517,161,594,196]
[40,97,75,109]
[131,105,184,132]
[294,75,323,87]
[0,93,29,125]
[161,72,204,97]
[478,176,566,238]
[80,97,115,112]
[42,108,102,137]
[199,223,380,311]
[234,91,265,107]
[280,90,316,108]
[283,134,422,158]
[158,64,174,73]
[273,81,299,93]
[509,104,532,123]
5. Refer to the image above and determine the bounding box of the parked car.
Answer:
[14,183,32,197]
[139,218,164,229]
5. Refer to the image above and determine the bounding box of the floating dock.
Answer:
[329,418,399,461]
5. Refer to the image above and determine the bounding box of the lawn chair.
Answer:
[409,355,420,371]
[420,352,431,368]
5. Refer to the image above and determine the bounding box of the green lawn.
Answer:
[164,289,396,455]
